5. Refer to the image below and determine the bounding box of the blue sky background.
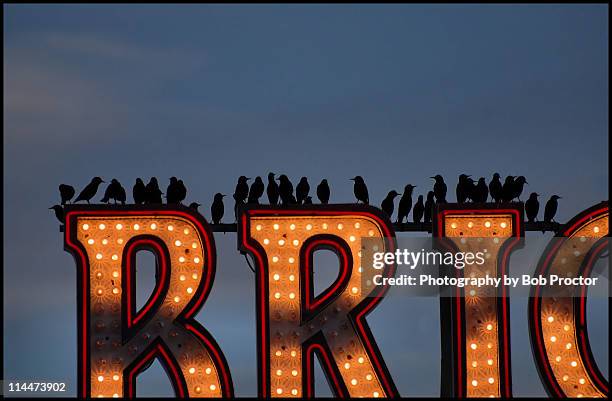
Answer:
[3,4,608,397]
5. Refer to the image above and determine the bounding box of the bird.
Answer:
[316,179,330,204]
[166,177,181,204]
[211,193,225,224]
[74,177,104,204]
[58,184,75,205]
[544,195,561,223]
[397,184,416,224]
[381,190,399,219]
[247,176,265,204]
[489,173,503,203]
[278,175,296,205]
[424,191,435,224]
[472,177,489,203]
[115,181,126,205]
[501,176,516,202]
[296,177,310,205]
[413,195,425,223]
[100,182,115,204]
[525,193,539,223]
[266,173,280,205]
[133,178,146,204]
[303,196,313,205]
[510,176,528,201]
[49,205,65,224]
[176,179,187,204]
[431,175,447,203]
[145,177,163,204]
[351,176,369,204]
[456,174,471,204]
[233,176,250,220]
[101,179,124,204]
[189,202,201,212]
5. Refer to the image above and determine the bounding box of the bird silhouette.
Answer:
[59,184,75,205]
[431,175,447,203]
[266,173,280,205]
[233,176,250,220]
[489,173,503,203]
[424,191,435,224]
[525,193,539,223]
[303,196,313,205]
[166,177,182,204]
[278,175,296,205]
[177,179,187,204]
[101,179,125,204]
[248,176,265,204]
[456,174,471,204]
[74,177,104,204]
[49,205,65,224]
[510,176,528,201]
[501,176,515,202]
[381,190,399,219]
[472,177,489,203]
[189,202,201,212]
[145,177,163,204]
[296,177,310,205]
[544,195,561,223]
[413,195,425,223]
[115,180,126,205]
[351,176,369,204]
[211,193,225,224]
[397,184,416,224]
[133,178,146,204]
[316,179,330,204]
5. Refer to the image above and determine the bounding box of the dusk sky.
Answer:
[4,4,608,397]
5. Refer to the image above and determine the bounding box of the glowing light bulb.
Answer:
[293,239,299,246]
[373,392,379,398]
[579,378,586,384]
[192,242,197,249]
[97,376,104,382]
[192,273,198,279]
[273,274,280,281]
[291,370,298,377]
[344,362,350,369]
[351,379,358,386]
[88,239,95,245]
[115,224,122,230]
[102,239,108,245]
[354,222,361,228]
[278,239,285,246]
[82,224,89,230]
[205,367,212,374]
[99,224,106,230]
[183,228,189,234]
[486,324,493,331]
[179,274,186,281]
[571,361,578,367]
[274,292,281,299]
[113,374,119,381]
[289,274,295,281]
[133,224,140,230]
[472,380,478,387]
[256,224,262,231]
[358,357,365,364]
[263,239,270,245]
[337,223,343,230]
[112,287,119,295]
[167,225,173,231]
[322,223,328,229]
[276,388,283,395]
[547,316,554,323]
[488,378,494,384]
[500,222,507,228]
[150,223,157,230]
[451,223,458,229]
[349,236,356,242]
[179,256,186,263]
[470,343,477,350]
[289,224,296,230]
[351,287,359,294]
[291,389,298,395]
[484,221,491,228]
[186,287,193,294]
[306,224,312,230]
[112,254,118,261]
[472,361,478,367]
[112,271,119,278]
[366,374,373,381]
[175,240,182,247]
[96,253,103,260]
[209,384,216,391]
[174,296,180,303]
[273,224,279,230]
[189,367,196,374]
[289,292,295,299]
[272,256,279,263]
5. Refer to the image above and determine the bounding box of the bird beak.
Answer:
[350,178,355,181]
[48,207,53,209]
[429,176,435,179]
[526,181,529,184]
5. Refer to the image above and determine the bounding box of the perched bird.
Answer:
[431,175,447,203]
[74,177,104,204]
[424,191,435,224]
[381,190,400,219]
[303,196,313,205]
[489,173,503,203]
[456,174,472,204]
[316,179,330,204]
[544,195,561,223]
[115,181,126,205]
[133,178,146,204]
[211,193,225,224]
[166,177,182,204]
[247,176,265,204]
[189,202,201,212]
[101,179,124,204]
[296,177,310,205]
[511,176,528,201]
[397,184,416,224]
[145,177,163,204]
[59,184,75,205]
[176,179,187,204]
[351,176,369,204]
[266,173,280,205]
[525,193,540,223]
[472,177,489,203]
[413,195,425,223]
[501,176,515,202]
[49,205,65,224]
[278,175,296,205]
[233,176,251,219]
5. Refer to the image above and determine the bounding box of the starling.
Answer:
[189,202,201,212]
[316,179,330,204]
[267,173,280,205]
[145,177,163,204]
[133,178,146,204]
[49,205,65,224]
[544,195,561,223]
[211,193,225,224]
[489,173,503,203]
[525,193,539,223]
[248,176,265,204]
[233,176,250,220]
[424,191,435,224]
[456,174,471,204]
[430,175,447,203]
[472,177,489,203]
[397,184,416,224]
[115,181,126,205]
[303,196,313,205]
[381,190,399,219]
[59,184,75,205]
[177,179,187,204]
[413,195,425,223]
[166,177,181,204]
[351,176,369,204]
[296,177,310,205]
[278,175,296,205]
[74,177,104,204]
[101,179,124,204]
[511,176,528,201]
[501,176,515,202]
